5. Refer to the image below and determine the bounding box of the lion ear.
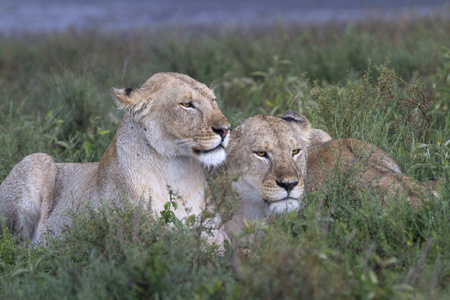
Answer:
[112,87,143,107]
[282,111,332,146]
[112,87,150,115]
[281,111,312,146]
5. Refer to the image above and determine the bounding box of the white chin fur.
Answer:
[198,148,226,168]
[221,134,230,148]
[269,199,301,215]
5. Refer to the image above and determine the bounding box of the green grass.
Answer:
[0,15,449,299]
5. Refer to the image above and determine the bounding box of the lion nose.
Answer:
[276,180,299,192]
[211,126,230,140]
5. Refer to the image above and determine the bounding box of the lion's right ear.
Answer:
[281,111,312,146]
[112,87,147,111]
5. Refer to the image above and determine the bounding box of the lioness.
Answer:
[0,72,230,243]
[223,112,317,237]
[223,111,438,237]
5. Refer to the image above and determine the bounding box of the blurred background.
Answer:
[1,0,449,34]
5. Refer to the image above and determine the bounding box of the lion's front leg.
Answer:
[0,153,57,244]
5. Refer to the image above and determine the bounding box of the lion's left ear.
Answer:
[282,111,332,146]
[112,87,150,116]
[281,111,312,146]
[112,87,144,106]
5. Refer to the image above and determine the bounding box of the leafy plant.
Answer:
[159,189,185,230]
[0,218,19,267]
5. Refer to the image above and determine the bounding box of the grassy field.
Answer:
[0,15,449,299]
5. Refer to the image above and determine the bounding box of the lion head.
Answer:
[112,72,230,167]
[225,112,315,217]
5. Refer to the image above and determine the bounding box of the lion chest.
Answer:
[123,156,206,219]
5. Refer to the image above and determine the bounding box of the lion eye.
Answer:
[255,151,267,157]
[292,149,301,156]
[180,102,194,108]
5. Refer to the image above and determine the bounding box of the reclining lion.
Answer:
[0,72,230,243]
[223,111,438,237]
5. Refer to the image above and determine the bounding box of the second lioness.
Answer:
[223,112,438,237]
[223,112,328,236]
[0,72,230,243]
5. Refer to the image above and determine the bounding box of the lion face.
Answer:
[112,73,230,167]
[226,114,309,215]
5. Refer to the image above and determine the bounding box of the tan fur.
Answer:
[305,138,436,208]
[223,112,311,238]
[0,72,230,243]
[224,111,438,238]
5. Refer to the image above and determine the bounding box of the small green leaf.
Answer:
[171,201,178,210]
[173,218,183,230]
[55,141,70,149]
[164,202,170,210]
[186,214,196,228]
[368,271,378,284]
[97,129,110,135]
[243,218,252,231]
[83,140,91,156]
[265,99,275,107]
[250,71,268,78]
